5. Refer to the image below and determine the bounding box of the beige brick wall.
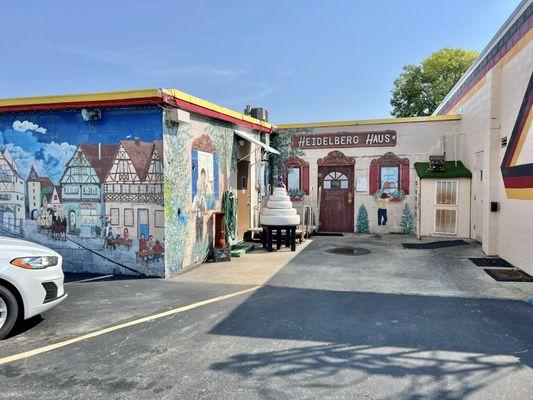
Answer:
[293,120,460,233]
[454,39,533,274]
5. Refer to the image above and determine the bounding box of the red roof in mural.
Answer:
[80,144,118,182]
[36,176,53,188]
[120,139,154,182]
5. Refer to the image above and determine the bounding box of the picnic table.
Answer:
[106,237,133,251]
[136,249,164,264]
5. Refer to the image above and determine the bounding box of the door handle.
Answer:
[348,192,353,203]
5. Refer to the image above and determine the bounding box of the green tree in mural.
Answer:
[390,47,479,117]
[400,204,415,235]
[269,129,306,187]
[356,204,370,234]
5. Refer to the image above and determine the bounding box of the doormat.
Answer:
[484,268,533,282]
[314,232,344,237]
[326,247,371,256]
[402,240,469,249]
[469,257,514,268]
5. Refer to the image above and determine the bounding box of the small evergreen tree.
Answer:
[356,204,370,234]
[400,204,415,235]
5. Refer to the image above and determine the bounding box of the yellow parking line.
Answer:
[0,285,260,366]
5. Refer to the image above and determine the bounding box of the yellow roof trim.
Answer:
[162,89,272,130]
[277,114,461,129]
[0,89,162,107]
[0,87,272,130]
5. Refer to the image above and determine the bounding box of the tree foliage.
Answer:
[268,128,305,187]
[400,204,415,235]
[390,48,479,117]
[356,204,370,234]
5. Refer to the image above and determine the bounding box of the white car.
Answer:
[0,237,67,339]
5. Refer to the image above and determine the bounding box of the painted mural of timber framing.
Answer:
[0,88,273,277]
[0,148,25,231]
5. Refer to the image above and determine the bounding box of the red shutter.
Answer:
[401,161,410,195]
[301,165,310,195]
[369,161,379,195]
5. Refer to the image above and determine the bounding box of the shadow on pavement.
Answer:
[209,285,533,399]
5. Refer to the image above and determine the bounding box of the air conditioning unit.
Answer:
[167,108,190,124]
[251,108,269,122]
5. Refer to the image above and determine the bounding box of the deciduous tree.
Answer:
[390,48,478,117]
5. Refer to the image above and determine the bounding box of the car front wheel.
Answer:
[0,285,18,340]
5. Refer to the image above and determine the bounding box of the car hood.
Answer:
[0,236,59,256]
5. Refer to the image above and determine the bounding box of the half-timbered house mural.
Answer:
[0,148,25,232]
[0,90,271,277]
[104,139,164,241]
[60,144,116,238]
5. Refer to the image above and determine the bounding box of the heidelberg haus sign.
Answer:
[291,130,397,150]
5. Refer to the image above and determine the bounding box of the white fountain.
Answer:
[260,186,300,226]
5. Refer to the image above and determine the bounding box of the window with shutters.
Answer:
[287,167,301,190]
[283,157,310,199]
[369,152,410,201]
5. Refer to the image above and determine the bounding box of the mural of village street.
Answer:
[0,108,166,276]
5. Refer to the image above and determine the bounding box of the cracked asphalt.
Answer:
[0,235,532,399]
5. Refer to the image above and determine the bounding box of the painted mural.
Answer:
[501,71,533,200]
[163,112,233,276]
[0,107,165,276]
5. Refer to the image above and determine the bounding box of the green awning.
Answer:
[414,161,472,179]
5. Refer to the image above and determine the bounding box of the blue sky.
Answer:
[0,0,522,123]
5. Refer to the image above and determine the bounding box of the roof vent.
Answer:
[429,155,445,172]
[501,136,508,148]
[134,137,141,146]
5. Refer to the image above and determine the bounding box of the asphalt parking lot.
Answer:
[0,235,532,400]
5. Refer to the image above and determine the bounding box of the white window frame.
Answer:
[435,180,458,206]
[434,180,459,235]
[286,167,301,190]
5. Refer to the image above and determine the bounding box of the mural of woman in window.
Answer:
[193,168,208,243]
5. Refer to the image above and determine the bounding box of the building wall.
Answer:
[163,109,265,277]
[0,107,165,276]
[439,6,533,274]
[279,120,460,233]
[418,178,471,238]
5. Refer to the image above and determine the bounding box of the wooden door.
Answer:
[237,160,250,239]
[318,164,354,232]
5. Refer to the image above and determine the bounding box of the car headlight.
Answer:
[11,256,59,269]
